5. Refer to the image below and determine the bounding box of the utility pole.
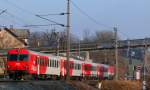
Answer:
[56,32,60,56]
[114,27,118,80]
[66,0,71,81]
[143,38,148,90]
[104,49,107,64]
[127,39,131,64]
[127,39,135,79]
[127,39,131,77]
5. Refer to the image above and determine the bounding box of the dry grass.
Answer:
[101,80,142,90]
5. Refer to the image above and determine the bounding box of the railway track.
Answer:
[0,80,76,90]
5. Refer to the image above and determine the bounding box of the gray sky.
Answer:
[0,0,149,39]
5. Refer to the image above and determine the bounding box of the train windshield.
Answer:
[19,54,28,61]
[7,54,18,61]
[8,54,28,61]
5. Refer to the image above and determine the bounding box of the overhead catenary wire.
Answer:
[118,30,130,40]
[71,1,113,29]
[35,15,65,27]
[0,0,44,26]
[0,0,34,26]
[3,11,30,26]
[0,9,7,15]
[37,13,67,17]
[1,0,35,15]
[0,9,26,26]
[24,24,60,27]
[1,0,130,40]
[1,0,67,29]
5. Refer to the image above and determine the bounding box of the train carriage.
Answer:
[6,48,114,80]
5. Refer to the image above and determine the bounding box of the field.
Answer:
[100,80,142,90]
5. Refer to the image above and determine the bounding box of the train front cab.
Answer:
[7,48,29,80]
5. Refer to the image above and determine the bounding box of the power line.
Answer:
[1,0,35,15]
[0,9,26,26]
[5,11,29,25]
[35,15,65,27]
[37,13,67,17]
[1,0,67,28]
[72,1,130,39]
[118,30,130,39]
[0,9,7,15]
[23,24,60,27]
[0,0,41,26]
[71,1,113,29]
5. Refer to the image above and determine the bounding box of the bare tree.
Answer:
[95,30,115,44]
[82,29,93,43]
[29,32,42,47]
[41,29,58,47]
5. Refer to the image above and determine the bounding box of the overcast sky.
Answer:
[0,0,149,39]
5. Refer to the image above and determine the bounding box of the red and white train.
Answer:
[6,48,114,80]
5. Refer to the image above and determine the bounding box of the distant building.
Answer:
[10,28,30,45]
[0,28,29,49]
[0,27,30,76]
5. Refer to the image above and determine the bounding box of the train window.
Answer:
[76,64,78,70]
[104,68,108,72]
[74,63,78,70]
[56,61,58,68]
[41,59,44,66]
[48,59,50,67]
[36,57,39,65]
[41,58,43,65]
[51,60,53,67]
[78,64,80,70]
[19,54,28,61]
[70,63,73,69]
[50,59,52,67]
[43,59,45,66]
[35,59,38,65]
[80,64,81,69]
[84,66,90,70]
[55,60,56,67]
[39,60,40,65]
[79,64,81,69]
[40,59,42,65]
[54,60,56,67]
[46,59,48,66]
[7,54,18,61]
[58,61,59,67]
[40,60,42,65]
[55,60,57,67]
[52,60,54,67]
[54,60,55,67]
[47,59,48,66]
[92,66,96,71]
[73,63,76,69]
[64,62,66,68]
[44,59,46,66]
[57,61,59,68]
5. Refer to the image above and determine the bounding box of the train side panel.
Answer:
[45,56,60,76]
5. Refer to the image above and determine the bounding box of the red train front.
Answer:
[7,48,29,79]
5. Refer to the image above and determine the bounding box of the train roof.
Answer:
[8,48,110,66]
